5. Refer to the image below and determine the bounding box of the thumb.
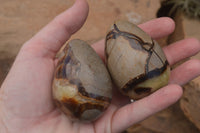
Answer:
[21,0,89,59]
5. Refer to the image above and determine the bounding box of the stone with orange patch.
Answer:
[53,39,112,121]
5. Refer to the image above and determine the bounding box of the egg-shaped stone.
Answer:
[53,39,112,121]
[105,20,170,100]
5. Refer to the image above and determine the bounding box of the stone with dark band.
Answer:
[53,39,112,121]
[105,20,170,100]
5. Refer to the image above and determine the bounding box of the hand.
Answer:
[0,0,200,133]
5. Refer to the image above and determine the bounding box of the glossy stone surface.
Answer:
[105,20,170,100]
[53,39,112,121]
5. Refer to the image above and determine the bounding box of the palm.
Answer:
[5,54,130,132]
[0,0,200,133]
[1,51,129,133]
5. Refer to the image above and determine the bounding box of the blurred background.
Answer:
[0,0,200,132]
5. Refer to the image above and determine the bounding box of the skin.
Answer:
[0,0,200,132]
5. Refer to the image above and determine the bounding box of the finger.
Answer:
[170,59,200,85]
[92,39,105,61]
[111,84,182,133]
[163,38,200,65]
[21,0,89,58]
[92,17,175,60]
[138,17,175,39]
